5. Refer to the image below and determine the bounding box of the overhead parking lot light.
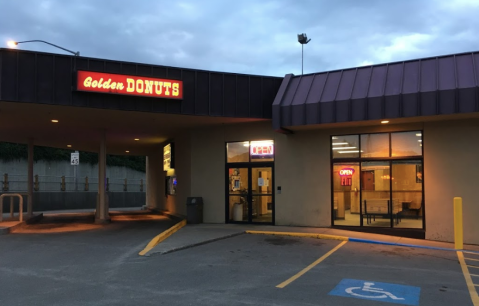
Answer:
[7,40,80,56]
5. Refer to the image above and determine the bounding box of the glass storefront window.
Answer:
[331,135,360,159]
[331,131,424,230]
[361,161,391,227]
[361,133,390,158]
[333,163,360,226]
[250,140,274,162]
[392,160,423,229]
[227,142,250,163]
[391,131,422,157]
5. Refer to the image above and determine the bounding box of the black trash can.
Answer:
[186,197,203,224]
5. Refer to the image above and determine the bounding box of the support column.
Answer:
[27,138,34,216]
[96,131,110,223]
[146,149,165,211]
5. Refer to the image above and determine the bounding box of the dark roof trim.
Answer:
[273,51,479,128]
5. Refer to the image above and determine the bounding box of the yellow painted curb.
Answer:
[245,230,349,241]
[139,219,187,256]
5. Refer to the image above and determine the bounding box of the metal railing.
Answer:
[1,174,145,192]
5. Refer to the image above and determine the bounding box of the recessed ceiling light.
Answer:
[67,145,72,148]
[381,120,389,124]
[51,119,59,123]
[134,138,140,141]
[416,133,422,137]
[332,147,357,150]
[125,150,130,153]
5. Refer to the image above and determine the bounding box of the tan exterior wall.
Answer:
[423,119,479,244]
[153,117,478,245]
[164,133,191,216]
[190,121,276,223]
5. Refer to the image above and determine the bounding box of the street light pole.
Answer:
[297,33,311,75]
[7,40,80,56]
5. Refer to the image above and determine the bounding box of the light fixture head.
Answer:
[125,150,130,153]
[297,33,311,44]
[381,120,389,124]
[51,119,59,123]
[67,145,72,148]
[7,40,18,48]
[134,138,140,141]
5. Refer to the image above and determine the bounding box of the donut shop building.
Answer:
[1,48,478,244]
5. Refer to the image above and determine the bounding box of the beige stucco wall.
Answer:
[190,121,277,223]
[274,122,424,228]
[423,119,479,244]
[164,132,191,216]
[162,120,276,222]
[152,117,478,245]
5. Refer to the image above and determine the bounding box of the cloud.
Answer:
[1,0,479,77]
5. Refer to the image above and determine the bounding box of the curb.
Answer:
[151,232,245,256]
[0,213,44,235]
[146,208,185,222]
[245,230,348,241]
[139,219,187,256]
[245,230,479,254]
[348,238,479,254]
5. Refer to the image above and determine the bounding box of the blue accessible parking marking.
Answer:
[329,279,421,306]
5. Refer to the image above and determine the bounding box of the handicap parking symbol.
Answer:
[329,279,420,305]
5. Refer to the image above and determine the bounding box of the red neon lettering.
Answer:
[252,145,273,155]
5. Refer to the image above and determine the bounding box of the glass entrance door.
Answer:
[226,165,274,224]
[251,166,273,223]
[227,167,249,223]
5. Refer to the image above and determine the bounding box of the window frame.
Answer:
[330,130,425,233]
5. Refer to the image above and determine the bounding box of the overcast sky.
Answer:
[2,0,479,77]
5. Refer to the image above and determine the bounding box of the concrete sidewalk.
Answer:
[147,223,479,255]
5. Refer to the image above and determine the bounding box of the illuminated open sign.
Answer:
[339,168,354,186]
[339,168,355,176]
[250,142,274,156]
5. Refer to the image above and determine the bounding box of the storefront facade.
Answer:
[1,48,478,244]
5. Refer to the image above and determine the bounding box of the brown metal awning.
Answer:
[273,51,479,130]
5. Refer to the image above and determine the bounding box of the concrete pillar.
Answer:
[27,138,34,216]
[95,131,110,223]
[146,150,165,211]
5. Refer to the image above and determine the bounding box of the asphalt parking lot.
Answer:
[0,219,476,306]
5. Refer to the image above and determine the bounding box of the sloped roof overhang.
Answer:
[273,51,479,130]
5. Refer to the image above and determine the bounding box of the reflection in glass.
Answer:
[361,161,392,227]
[331,135,360,159]
[361,133,390,158]
[227,142,250,163]
[333,163,360,226]
[391,131,422,157]
[392,160,423,229]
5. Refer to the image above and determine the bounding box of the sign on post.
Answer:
[71,152,80,165]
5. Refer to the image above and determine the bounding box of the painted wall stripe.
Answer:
[457,251,479,306]
[276,241,347,289]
